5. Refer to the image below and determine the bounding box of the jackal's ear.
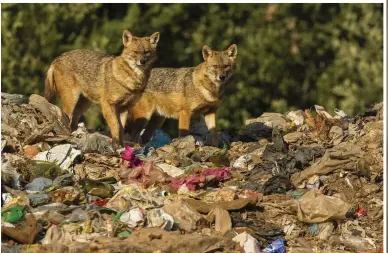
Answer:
[202,45,213,61]
[150,32,160,48]
[226,44,238,59]
[123,30,133,47]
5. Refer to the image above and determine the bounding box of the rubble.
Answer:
[0,94,383,253]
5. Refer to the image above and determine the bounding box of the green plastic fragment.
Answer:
[117,230,131,239]
[1,205,25,223]
[114,211,124,224]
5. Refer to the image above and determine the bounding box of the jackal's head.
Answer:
[202,44,237,85]
[121,30,160,70]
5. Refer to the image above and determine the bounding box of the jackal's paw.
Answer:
[111,138,123,151]
[211,137,220,147]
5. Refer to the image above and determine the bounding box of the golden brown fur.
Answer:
[126,44,237,146]
[44,30,160,149]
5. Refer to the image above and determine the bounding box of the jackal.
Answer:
[44,30,160,149]
[126,44,237,146]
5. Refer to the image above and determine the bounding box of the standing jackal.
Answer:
[44,30,160,149]
[126,44,237,146]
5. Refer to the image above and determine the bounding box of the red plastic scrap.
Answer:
[355,205,367,216]
[92,199,109,207]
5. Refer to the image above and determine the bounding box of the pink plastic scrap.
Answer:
[121,146,144,168]
[202,167,231,181]
[171,174,205,191]
[170,167,231,191]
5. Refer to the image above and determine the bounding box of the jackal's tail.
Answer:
[44,65,56,103]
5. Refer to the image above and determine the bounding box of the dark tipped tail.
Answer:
[44,65,56,103]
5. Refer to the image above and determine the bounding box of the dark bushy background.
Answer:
[1,3,383,136]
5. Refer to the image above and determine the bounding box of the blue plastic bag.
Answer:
[262,239,286,253]
[137,130,172,155]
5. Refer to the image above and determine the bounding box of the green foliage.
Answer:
[1,3,383,134]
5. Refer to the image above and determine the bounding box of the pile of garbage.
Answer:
[1,92,383,253]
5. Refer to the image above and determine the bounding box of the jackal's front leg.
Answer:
[204,110,219,146]
[178,110,191,137]
[119,107,129,145]
[142,114,166,143]
[101,101,122,150]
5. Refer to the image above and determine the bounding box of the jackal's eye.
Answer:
[212,65,218,68]
[224,65,230,69]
